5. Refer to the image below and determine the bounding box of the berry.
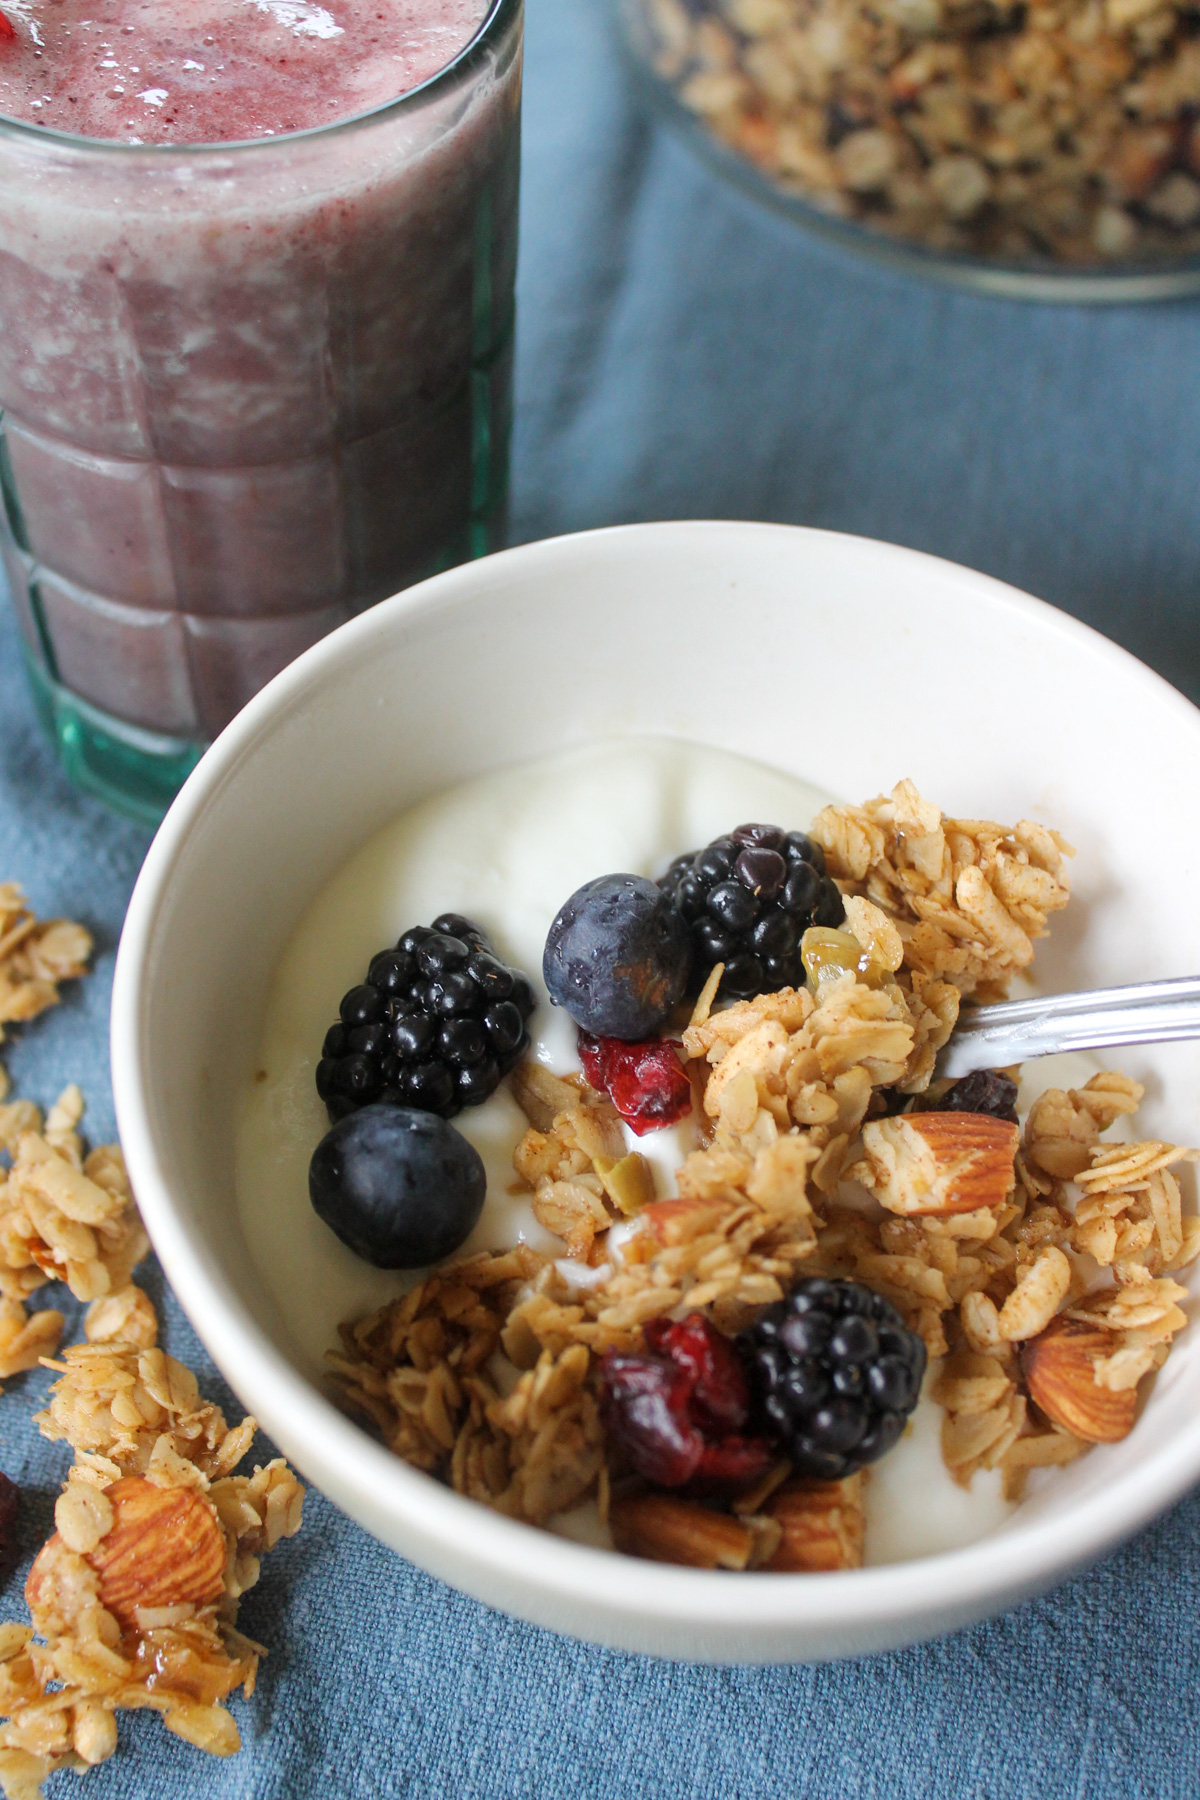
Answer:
[315,915,534,1123]
[741,1277,926,1479]
[940,1069,1019,1124]
[0,1471,18,1575]
[578,1032,692,1135]
[309,1104,486,1268]
[660,824,845,1002]
[599,1313,773,1492]
[542,874,690,1039]
[0,12,14,41]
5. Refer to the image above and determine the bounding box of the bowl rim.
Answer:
[111,519,1200,1649]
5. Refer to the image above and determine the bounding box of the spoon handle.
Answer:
[936,977,1200,1079]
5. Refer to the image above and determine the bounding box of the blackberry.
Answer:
[659,823,845,1002]
[741,1277,926,1480]
[314,913,535,1124]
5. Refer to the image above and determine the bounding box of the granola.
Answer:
[328,779,1198,1552]
[0,888,90,1064]
[0,1054,304,1796]
[623,0,1200,266]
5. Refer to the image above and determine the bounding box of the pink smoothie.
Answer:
[0,0,519,745]
[0,0,487,143]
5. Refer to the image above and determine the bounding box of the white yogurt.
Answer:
[235,734,1018,1564]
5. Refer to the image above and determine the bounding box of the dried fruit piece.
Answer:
[939,1069,1019,1124]
[578,1032,692,1136]
[28,1476,226,1632]
[0,11,14,41]
[599,1313,772,1492]
[609,1493,756,1569]
[853,1111,1019,1215]
[1020,1316,1138,1443]
[763,1475,865,1572]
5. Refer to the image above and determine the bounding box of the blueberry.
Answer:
[309,1105,486,1268]
[542,873,690,1039]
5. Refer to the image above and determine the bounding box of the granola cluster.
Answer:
[627,0,1200,265]
[0,1330,304,1800]
[330,780,1199,1565]
[0,889,90,1064]
[0,893,304,1800]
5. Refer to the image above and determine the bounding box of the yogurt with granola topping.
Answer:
[237,735,1021,1565]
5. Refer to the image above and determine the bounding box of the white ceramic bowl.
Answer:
[111,521,1200,1663]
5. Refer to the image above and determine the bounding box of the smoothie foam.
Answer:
[0,0,488,144]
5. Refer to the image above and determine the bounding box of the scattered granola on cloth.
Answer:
[0,888,91,1065]
[0,1085,147,1393]
[0,1059,305,1796]
[0,1333,305,1800]
[328,780,1198,1564]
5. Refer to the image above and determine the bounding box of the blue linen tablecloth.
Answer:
[4,0,1200,1792]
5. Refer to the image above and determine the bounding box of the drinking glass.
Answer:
[0,0,521,820]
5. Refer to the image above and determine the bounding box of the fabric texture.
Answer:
[3,0,1200,1791]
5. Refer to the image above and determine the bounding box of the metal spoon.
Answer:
[936,977,1200,1080]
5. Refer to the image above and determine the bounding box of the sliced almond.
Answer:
[609,1494,755,1569]
[1020,1315,1138,1443]
[28,1476,227,1632]
[762,1475,865,1572]
[853,1112,1019,1216]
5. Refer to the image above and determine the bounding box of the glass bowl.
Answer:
[613,0,1200,302]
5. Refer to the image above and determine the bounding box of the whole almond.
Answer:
[609,1493,755,1570]
[763,1476,865,1572]
[854,1112,1019,1216]
[1020,1316,1137,1443]
[27,1476,226,1632]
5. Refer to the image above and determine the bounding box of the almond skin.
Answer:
[1020,1316,1137,1443]
[609,1494,755,1569]
[763,1476,865,1572]
[26,1476,227,1632]
[855,1112,1019,1216]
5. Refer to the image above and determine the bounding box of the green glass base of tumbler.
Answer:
[21,648,204,828]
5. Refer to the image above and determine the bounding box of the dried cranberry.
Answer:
[599,1313,772,1493]
[599,1351,703,1486]
[644,1313,750,1436]
[578,1032,692,1135]
[0,12,14,40]
[0,1472,18,1573]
